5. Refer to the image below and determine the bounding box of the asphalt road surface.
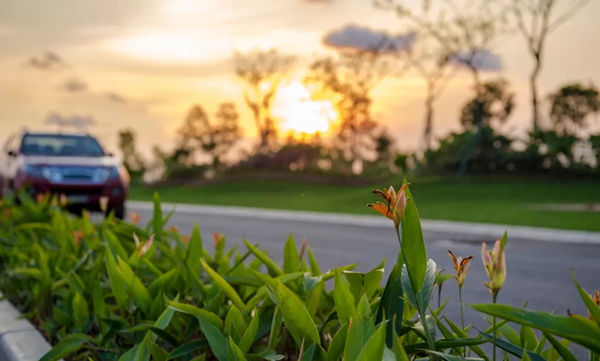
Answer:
[130,202,599,351]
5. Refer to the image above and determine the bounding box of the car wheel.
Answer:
[111,203,125,220]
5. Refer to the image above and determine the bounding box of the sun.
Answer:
[271,80,338,137]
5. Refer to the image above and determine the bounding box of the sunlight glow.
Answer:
[107,32,208,62]
[271,80,338,137]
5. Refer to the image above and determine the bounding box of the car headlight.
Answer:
[42,166,63,182]
[107,166,120,180]
[23,164,44,178]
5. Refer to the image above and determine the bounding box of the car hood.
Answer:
[23,155,120,167]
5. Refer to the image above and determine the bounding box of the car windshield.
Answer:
[20,134,105,157]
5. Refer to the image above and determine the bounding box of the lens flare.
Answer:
[271,80,338,137]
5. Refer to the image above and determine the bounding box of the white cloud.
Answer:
[44,112,96,129]
[323,24,416,53]
[450,49,502,71]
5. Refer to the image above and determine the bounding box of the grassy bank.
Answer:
[129,177,600,231]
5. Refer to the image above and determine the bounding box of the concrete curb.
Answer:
[0,294,53,361]
[128,201,600,245]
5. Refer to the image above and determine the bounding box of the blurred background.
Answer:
[1,0,598,229]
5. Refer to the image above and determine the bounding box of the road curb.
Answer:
[0,294,53,361]
[127,201,600,245]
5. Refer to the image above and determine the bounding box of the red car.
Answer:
[0,131,129,218]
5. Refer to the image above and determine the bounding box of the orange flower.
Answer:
[299,237,307,260]
[181,235,191,244]
[71,230,84,247]
[368,184,409,229]
[447,250,473,288]
[35,193,45,204]
[128,212,141,225]
[133,233,154,257]
[212,231,222,247]
[482,234,507,297]
[169,225,179,234]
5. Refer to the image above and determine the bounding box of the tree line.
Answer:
[118,0,599,182]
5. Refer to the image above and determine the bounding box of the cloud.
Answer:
[61,77,88,92]
[44,112,96,129]
[27,51,66,70]
[450,49,502,71]
[106,92,127,103]
[323,24,416,53]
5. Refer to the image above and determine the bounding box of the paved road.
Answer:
[130,202,599,339]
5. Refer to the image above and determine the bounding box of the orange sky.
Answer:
[0,0,599,157]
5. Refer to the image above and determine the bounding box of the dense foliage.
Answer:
[0,188,598,361]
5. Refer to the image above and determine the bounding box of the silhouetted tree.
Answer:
[460,79,514,130]
[177,103,241,169]
[503,0,591,129]
[234,49,295,152]
[118,129,145,175]
[306,51,391,173]
[548,83,599,135]
[375,0,504,149]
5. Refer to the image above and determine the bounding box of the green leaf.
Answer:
[239,309,260,353]
[283,234,300,273]
[334,268,355,324]
[400,264,417,309]
[186,223,204,273]
[306,246,322,276]
[224,306,248,343]
[376,264,403,349]
[72,291,89,331]
[417,259,437,312]
[520,325,538,350]
[197,314,229,361]
[343,295,375,361]
[119,334,151,361]
[571,271,600,327]
[544,333,577,361]
[441,316,489,360]
[117,256,153,314]
[152,192,163,241]
[472,303,600,352]
[169,301,223,329]
[421,350,484,361]
[400,184,427,292]
[327,323,348,361]
[243,239,283,276]
[300,343,316,361]
[167,340,208,360]
[269,280,320,346]
[104,245,128,309]
[228,336,248,361]
[478,331,549,361]
[355,322,386,361]
[40,334,93,361]
[201,259,246,310]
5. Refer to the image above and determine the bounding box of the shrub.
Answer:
[0,187,598,361]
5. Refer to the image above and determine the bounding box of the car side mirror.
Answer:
[7,150,17,157]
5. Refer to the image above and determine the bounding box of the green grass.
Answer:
[129,178,600,231]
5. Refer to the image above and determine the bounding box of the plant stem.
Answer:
[395,227,436,359]
[459,286,466,357]
[492,293,498,361]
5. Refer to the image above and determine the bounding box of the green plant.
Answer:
[0,185,598,361]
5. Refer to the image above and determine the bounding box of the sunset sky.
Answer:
[1,0,599,157]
